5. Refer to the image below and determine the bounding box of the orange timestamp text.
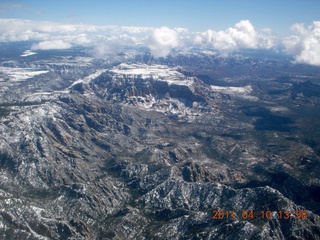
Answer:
[212,209,308,220]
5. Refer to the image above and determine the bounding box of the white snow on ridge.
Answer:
[211,85,258,101]
[210,85,252,94]
[68,69,106,89]
[0,67,49,82]
[110,63,194,86]
[25,69,105,100]
[41,56,94,67]
[24,69,104,100]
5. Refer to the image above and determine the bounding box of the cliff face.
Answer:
[0,60,320,239]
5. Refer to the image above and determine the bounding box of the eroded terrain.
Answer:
[0,45,320,239]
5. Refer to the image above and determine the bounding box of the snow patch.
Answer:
[211,85,252,94]
[68,69,106,89]
[269,106,289,112]
[0,67,48,82]
[21,50,37,57]
[211,85,258,100]
[111,63,194,86]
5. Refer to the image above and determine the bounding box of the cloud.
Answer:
[194,20,275,52]
[31,40,72,50]
[0,19,101,42]
[283,21,320,66]
[148,27,181,57]
[0,19,154,54]
[90,36,136,58]
[0,18,319,66]
[258,28,277,49]
[89,29,151,58]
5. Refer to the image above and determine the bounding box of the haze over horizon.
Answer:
[1,0,320,65]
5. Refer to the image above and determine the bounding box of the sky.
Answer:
[0,1,320,65]
[1,0,319,34]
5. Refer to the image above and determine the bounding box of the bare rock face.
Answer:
[0,54,320,240]
[182,162,216,182]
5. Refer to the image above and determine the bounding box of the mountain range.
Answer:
[0,43,320,239]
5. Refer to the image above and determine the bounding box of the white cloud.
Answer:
[148,27,181,57]
[90,38,131,58]
[0,18,319,66]
[0,19,158,56]
[283,21,320,66]
[228,20,257,48]
[258,28,277,49]
[89,32,150,58]
[62,33,92,46]
[31,40,72,50]
[194,20,275,52]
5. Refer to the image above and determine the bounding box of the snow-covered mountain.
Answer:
[1,44,320,239]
